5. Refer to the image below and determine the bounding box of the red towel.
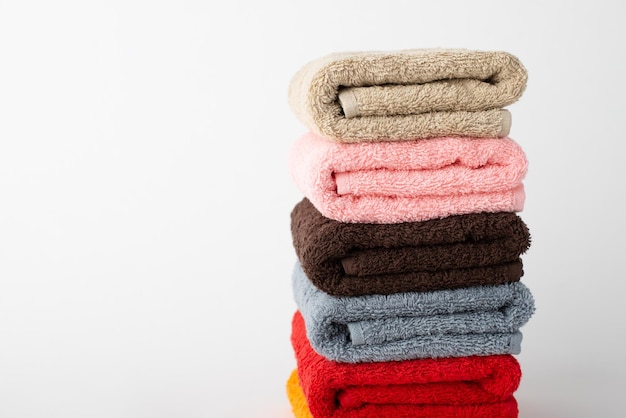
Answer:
[290,311,521,417]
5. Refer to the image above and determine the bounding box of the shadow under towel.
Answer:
[287,311,521,417]
[292,262,534,363]
[292,198,530,296]
[288,48,527,142]
[289,132,527,224]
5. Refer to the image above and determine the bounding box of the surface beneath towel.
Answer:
[289,132,527,223]
[291,198,530,296]
[292,262,534,363]
[288,48,527,142]
[288,312,521,417]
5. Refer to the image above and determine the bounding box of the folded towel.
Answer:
[292,262,534,363]
[288,49,527,142]
[286,370,313,418]
[289,132,527,223]
[292,198,530,296]
[288,312,521,417]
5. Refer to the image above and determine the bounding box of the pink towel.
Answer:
[288,132,527,224]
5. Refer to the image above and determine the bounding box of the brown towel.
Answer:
[288,49,527,142]
[291,198,530,296]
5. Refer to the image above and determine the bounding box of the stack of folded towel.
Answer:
[285,49,535,418]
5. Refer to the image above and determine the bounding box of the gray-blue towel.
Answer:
[292,261,535,363]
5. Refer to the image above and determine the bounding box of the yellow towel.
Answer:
[286,369,313,418]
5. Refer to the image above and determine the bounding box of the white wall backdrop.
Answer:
[1,1,624,417]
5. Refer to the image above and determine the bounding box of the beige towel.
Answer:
[288,49,527,142]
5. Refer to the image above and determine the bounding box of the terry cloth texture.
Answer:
[289,132,527,224]
[291,198,530,296]
[292,263,534,363]
[288,48,527,142]
[288,312,521,417]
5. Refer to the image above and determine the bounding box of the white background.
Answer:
[1,1,624,417]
